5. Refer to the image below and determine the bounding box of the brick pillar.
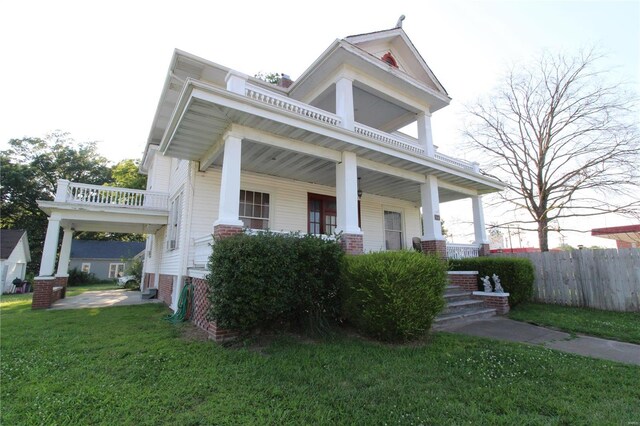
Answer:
[32,277,55,309]
[421,239,447,259]
[54,276,68,298]
[191,277,238,342]
[340,233,363,255]
[213,224,243,240]
[479,243,491,257]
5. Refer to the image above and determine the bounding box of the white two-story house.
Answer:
[35,22,503,323]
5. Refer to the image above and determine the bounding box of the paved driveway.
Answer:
[50,289,161,310]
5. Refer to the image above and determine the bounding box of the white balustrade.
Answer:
[447,243,480,259]
[245,83,342,126]
[434,153,475,171]
[62,181,168,210]
[354,123,424,154]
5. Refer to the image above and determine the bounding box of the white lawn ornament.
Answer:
[492,274,504,293]
[481,275,492,292]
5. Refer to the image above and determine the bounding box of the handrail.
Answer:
[245,83,342,126]
[447,243,480,259]
[57,180,168,210]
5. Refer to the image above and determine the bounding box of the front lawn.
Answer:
[509,302,640,344]
[1,297,639,425]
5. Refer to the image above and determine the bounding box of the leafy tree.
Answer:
[254,72,282,85]
[110,159,147,190]
[465,49,639,251]
[1,132,112,273]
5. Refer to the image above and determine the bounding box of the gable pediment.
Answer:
[344,28,448,96]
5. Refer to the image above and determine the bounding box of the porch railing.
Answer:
[447,243,480,259]
[55,180,168,210]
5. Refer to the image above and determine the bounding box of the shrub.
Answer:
[207,232,343,335]
[341,251,447,342]
[449,257,534,307]
[68,268,97,286]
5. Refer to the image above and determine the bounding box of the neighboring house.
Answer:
[592,225,640,249]
[1,230,31,293]
[69,240,146,280]
[35,22,504,316]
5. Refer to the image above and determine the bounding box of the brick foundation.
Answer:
[339,233,364,255]
[143,273,156,291]
[472,291,510,315]
[448,271,479,292]
[213,224,244,239]
[479,243,491,257]
[191,277,238,342]
[421,239,447,259]
[158,274,174,306]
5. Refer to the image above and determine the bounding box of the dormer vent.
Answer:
[381,52,398,68]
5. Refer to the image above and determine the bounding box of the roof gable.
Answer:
[70,240,146,260]
[344,28,448,96]
[0,230,26,260]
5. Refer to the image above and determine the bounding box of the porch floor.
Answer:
[50,289,162,310]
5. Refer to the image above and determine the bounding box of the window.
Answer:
[81,263,91,273]
[384,210,403,250]
[167,193,182,250]
[308,193,361,236]
[109,263,125,278]
[239,190,270,229]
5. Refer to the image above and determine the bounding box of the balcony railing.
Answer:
[55,180,168,210]
[447,243,480,259]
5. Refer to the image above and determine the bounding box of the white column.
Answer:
[472,195,490,245]
[39,217,61,276]
[417,112,435,157]
[335,77,355,131]
[214,135,244,227]
[421,175,444,240]
[54,179,70,202]
[336,151,361,234]
[56,228,74,276]
[225,70,248,95]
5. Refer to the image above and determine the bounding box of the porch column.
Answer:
[214,134,244,238]
[336,151,363,254]
[420,175,446,258]
[335,77,354,131]
[39,216,61,277]
[417,111,435,157]
[56,228,74,276]
[472,195,491,256]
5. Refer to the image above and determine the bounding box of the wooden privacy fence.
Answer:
[493,249,640,312]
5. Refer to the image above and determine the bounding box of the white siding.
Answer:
[188,168,421,255]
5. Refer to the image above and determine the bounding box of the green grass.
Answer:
[510,302,640,344]
[1,297,639,425]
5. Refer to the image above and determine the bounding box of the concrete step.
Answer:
[444,291,472,303]
[444,299,485,313]
[433,307,497,330]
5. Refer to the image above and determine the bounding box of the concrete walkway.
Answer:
[440,317,640,366]
[50,289,161,310]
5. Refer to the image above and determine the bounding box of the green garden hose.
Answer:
[164,281,193,324]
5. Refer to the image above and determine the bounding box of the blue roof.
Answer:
[70,240,146,260]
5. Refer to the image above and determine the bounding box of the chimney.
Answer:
[278,73,293,88]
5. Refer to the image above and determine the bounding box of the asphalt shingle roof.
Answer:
[0,230,26,260]
[70,240,145,260]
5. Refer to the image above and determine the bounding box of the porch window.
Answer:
[81,263,91,273]
[308,193,360,236]
[167,193,182,250]
[239,190,270,229]
[108,263,125,278]
[384,210,403,250]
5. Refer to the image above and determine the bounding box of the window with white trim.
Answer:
[384,210,403,250]
[167,193,182,250]
[81,263,91,273]
[239,190,270,229]
[108,263,125,278]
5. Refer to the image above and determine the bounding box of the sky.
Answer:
[2,0,639,248]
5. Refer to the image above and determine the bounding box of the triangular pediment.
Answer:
[344,28,448,96]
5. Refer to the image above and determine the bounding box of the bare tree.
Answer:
[465,49,640,251]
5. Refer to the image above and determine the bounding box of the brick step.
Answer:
[433,307,497,330]
[443,291,473,303]
[444,299,486,313]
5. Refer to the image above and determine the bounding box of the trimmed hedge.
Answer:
[207,232,343,334]
[449,257,534,307]
[341,251,447,342]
